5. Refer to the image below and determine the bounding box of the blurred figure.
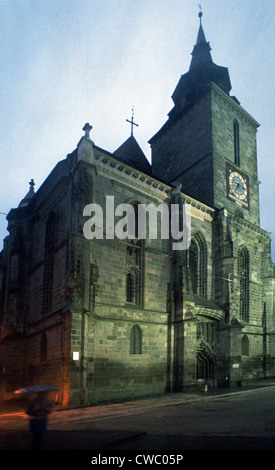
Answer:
[26,392,52,450]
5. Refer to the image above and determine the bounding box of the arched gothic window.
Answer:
[126,271,134,303]
[189,233,207,298]
[126,266,140,304]
[125,201,144,307]
[43,212,55,315]
[241,335,249,356]
[239,247,249,322]
[234,120,240,166]
[130,325,142,354]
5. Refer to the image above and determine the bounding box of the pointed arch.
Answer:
[130,324,142,354]
[125,199,144,307]
[239,246,249,322]
[126,265,140,305]
[196,338,216,383]
[189,232,207,298]
[241,335,249,356]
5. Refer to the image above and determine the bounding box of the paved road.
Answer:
[1,384,275,454]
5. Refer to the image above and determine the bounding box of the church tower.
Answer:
[150,12,274,388]
[150,12,260,226]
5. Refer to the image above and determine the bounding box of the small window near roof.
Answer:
[234,120,240,166]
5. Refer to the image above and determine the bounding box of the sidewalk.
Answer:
[1,376,275,416]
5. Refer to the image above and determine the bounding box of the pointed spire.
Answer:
[189,10,213,70]
[196,10,206,43]
[18,179,35,207]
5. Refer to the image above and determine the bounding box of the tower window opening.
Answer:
[234,120,240,166]
[126,272,134,303]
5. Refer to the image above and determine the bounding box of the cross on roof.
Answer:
[83,122,93,139]
[126,107,139,137]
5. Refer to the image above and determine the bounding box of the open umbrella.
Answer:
[14,385,59,394]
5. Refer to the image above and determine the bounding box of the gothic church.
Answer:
[0,14,274,408]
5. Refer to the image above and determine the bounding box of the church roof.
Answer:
[113,136,152,175]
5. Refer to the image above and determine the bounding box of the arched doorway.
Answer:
[196,339,216,386]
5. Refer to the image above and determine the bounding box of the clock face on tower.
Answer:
[226,163,249,210]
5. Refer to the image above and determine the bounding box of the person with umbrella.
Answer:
[15,385,58,450]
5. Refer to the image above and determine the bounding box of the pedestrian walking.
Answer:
[26,392,52,450]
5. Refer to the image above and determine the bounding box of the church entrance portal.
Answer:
[196,339,216,386]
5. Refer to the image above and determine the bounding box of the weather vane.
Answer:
[126,106,139,137]
[198,4,203,21]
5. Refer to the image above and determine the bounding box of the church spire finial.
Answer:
[198,4,203,22]
[126,106,139,137]
[29,178,35,192]
[189,6,212,70]
[83,122,93,139]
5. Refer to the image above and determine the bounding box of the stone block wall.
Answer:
[68,152,172,404]
[211,84,260,226]
[151,91,213,193]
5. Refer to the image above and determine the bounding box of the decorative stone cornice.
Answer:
[233,214,270,239]
[210,82,260,129]
[93,147,170,200]
[93,146,215,218]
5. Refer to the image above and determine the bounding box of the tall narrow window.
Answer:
[189,233,207,298]
[189,238,198,294]
[239,247,249,322]
[126,272,134,303]
[241,335,249,356]
[125,204,144,307]
[43,212,55,315]
[130,325,142,354]
[234,120,240,166]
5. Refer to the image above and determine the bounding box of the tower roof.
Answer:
[113,136,152,175]
[149,12,233,144]
[189,12,213,70]
[168,12,231,119]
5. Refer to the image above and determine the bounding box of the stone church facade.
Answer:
[0,15,274,408]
